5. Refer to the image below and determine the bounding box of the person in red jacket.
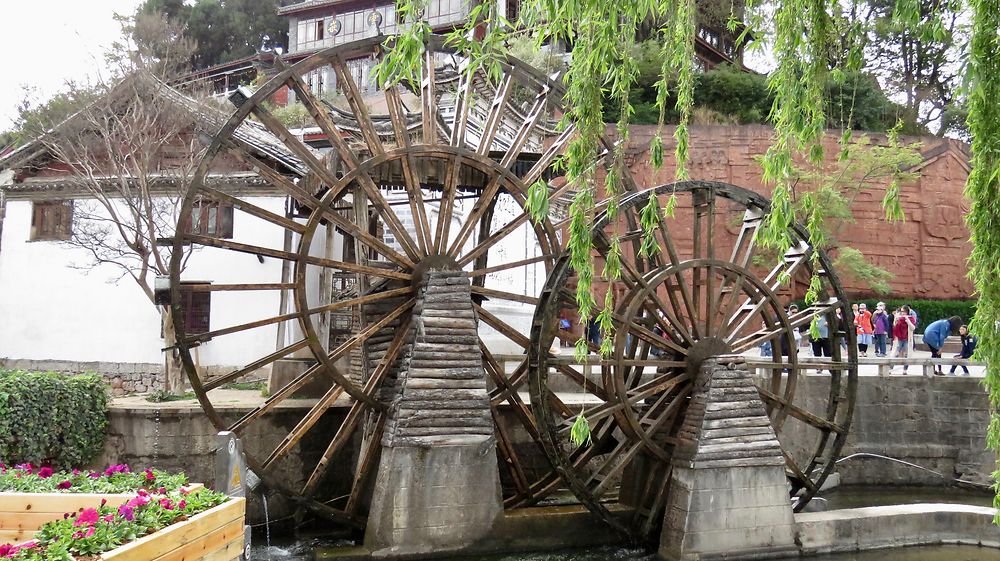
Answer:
[892,305,917,374]
[855,303,874,357]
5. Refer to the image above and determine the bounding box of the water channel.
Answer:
[249,486,998,561]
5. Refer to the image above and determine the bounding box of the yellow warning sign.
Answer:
[230,464,242,492]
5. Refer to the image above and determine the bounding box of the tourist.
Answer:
[780,304,800,358]
[810,313,831,358]
[759,321,773,357]
[949,325,977,376]
[892,305,917,374]
[872,302,891,357]
[855,303,873,357]
[923,315,963,375]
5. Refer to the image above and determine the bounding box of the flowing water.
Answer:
[250,487,998,560]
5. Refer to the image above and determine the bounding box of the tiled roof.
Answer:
[277,0,341,16]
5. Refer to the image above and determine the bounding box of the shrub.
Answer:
[0,370,109,468]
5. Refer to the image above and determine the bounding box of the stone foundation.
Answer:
[660,360,797,561]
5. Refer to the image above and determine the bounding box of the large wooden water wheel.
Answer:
[528,181,858,542]
[168,35,639,528]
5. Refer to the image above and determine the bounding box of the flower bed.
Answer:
[0,489,244,560]
[0,465,201,543]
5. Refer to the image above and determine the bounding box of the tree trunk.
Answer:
[161,308,187,395]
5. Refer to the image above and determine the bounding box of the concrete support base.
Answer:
[659,359,797,561]
[660,465,798,560]
[364,435,502,557]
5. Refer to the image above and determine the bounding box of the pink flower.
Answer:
[102,514,114,523]
[71,469,80,476]
[73,508,99,527]
[143,469,155,481]
[159,498,173,510]
[83,527,95,538]
[117,505,134,521]
[37,467,53,479]
[104,464,130,476]
[56,480,72,489]
[100,498,107,506]
[19,541,36,550]
[177,500,186,510]
[180,487,190,495]
[157,487,166,495]
[0,544,13,556]
[88,471,101,479]
[126,494,150,509]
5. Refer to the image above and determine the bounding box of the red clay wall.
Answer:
[621,124,973,300]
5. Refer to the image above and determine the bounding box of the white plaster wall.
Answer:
[0,196,288,367]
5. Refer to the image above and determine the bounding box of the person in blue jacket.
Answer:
[923,316,963,375]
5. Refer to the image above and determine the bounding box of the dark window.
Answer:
[190,198,234,239]
[30,200,73,241]
[176,283,211,335]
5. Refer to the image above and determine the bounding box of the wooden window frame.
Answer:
[189,198,234,239]
[175,282,212,337]
[29,200,74,241]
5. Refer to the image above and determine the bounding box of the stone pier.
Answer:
[660,359,797,561]
[364,269,502,557]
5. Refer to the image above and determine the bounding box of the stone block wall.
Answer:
[773,373,993,487]
[0,358,166,395]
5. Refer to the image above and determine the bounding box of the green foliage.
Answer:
[569,412,592,447]
[4,86,98,148]
[145,390,196,403]
[138,0,289,70]
[964,0,1000,517]
[832,248,895,295]
[0,371,108,468]
[0,466,188,494]
[6,487,229,560]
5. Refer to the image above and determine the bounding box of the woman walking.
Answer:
[892,305,917,374]
[855,303,873,357]
[872,302,891,357]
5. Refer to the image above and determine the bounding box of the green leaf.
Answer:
[570,412,592,447]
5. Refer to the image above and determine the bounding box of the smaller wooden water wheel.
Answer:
[528,181,858,542]
[168,35,640,529]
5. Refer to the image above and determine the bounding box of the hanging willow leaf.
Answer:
[526,178,550,224]
[570,412,592,447]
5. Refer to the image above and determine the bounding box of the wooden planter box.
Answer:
[0,484,203,543]
[100,497,245,561]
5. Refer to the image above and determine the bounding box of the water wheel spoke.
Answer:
[225,145,414,268]
[783,450,819,495]
[617,315,688,357]
[263,384,346,470]
[345,412,387,515]
[304,286,414,318]
[756,387,845,434]
[203,339,310,392]
[476,73,514,156]
[186,283,296,292]
[729,298,837,353]
[228,360,324,434]
[496,83,553,169]
[522,124,574,186]
[330,55,384,156]
[447,175,504,258]
[421,47,440,144]
[195,184,306,234]
[457,178,577,267]
[691,187,717,336]
[301,317,411,496]
[183,234,411,281]
[470,285,539,305]
[251,101,421,262]
[449,60,475,147]
[385,86,432,252]
[586,438,644,498]
[637,464,673,537]
[649,198,702,340]
[492,404,532,499]
[729,206,765,269]
[623,370,691,407]
[434,154,462,253]
[183,308,300,345]
[469,254,552,278]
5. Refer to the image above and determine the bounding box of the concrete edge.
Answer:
[795,504,1000,556]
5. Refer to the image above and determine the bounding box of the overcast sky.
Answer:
[0,0,144,131]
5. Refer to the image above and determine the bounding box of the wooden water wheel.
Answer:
[528,181,858,542]
[167,35,638,529]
